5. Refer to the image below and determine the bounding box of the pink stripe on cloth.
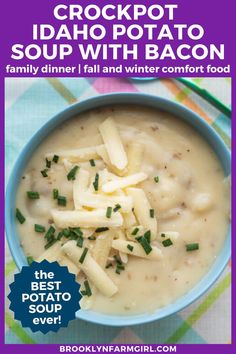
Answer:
[92,78,138,94]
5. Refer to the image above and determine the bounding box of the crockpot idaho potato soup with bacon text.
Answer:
[15,105,230,315]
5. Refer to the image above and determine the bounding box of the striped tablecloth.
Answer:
[5,77,231,344]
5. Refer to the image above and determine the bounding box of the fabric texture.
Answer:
[5,77,231,344]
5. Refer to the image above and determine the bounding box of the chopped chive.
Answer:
[106,206,112,218]
[75,228,83,237]
[63,229,71,238]
[106,263,113,269]
[186,243,199,251]
[57,195,67,206]
[117,264,125,271]
[154,176,159,183]
[131,227,139,236]
[67,165,79,181]
[162,238,173,247]
[149,209,155,218]
[79,247,88,264]
[27,191,40,199]
[127,244,134,252]
[45,158,51,168]
[89,159,96,167]
[80,290,87,296]
[45,226,56,241]
[135,236,142,242]
[53,188,59,199]
[16,208,26,224]
[34,224,46,233]
[88,235,96,240]
[52,155,59,163]
[95,227,109,233]
[69,232,79,240]
[136,236,152,255]
[83,280,92,297]
[44,238,57,249]
[113,204,121,212]
[27,256,34,265]
[161,233,166,238]
[41,169,48,177]
[70,227,83,238]
[57,231,64,240]
[144,230,151,244]
[115,263,125,274]
[76,236,84,248]
[113,255,122,265]
[93,173,99,191]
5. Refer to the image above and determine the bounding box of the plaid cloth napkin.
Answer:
[5,77,231,344]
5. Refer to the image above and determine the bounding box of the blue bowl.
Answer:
[6,93,231,326]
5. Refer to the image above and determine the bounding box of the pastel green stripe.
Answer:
[5,312,36,344]
[175,87,190,102]
[165,273,231,344]
[47,78,77,104]
[212,122,231,148]
[5,260,16,276]
[193,78,203,85]
[175,78,203,101]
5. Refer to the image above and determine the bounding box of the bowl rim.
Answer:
[5,92,231,326]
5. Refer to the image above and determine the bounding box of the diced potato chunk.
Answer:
[192,193,213,212]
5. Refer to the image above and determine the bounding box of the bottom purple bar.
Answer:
[1,344,235,354]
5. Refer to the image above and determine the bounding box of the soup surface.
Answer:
[16,105,230,315]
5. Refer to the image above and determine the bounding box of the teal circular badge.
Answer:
[8,260,81,333]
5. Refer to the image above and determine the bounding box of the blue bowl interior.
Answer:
[5,93,231,326]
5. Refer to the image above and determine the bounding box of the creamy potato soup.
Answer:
[15,105,230,315]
